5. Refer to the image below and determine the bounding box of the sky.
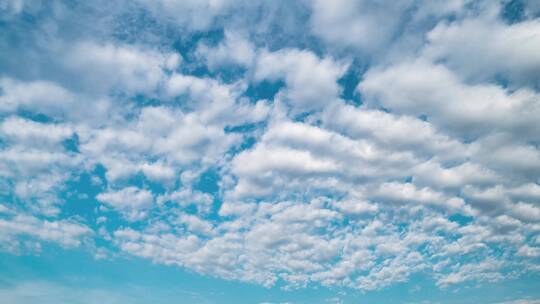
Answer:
[0,0,540,303]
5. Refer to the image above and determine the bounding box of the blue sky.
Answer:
[1,1,540,303]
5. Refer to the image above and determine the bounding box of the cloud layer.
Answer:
[1,0,539,295]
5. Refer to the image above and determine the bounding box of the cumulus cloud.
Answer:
[321,102,467,161]
[0,78,77,116]
[0,116,82,216]
[309,0,412,52]
[0,116,73,146]
[254,49,347,113]
[359,59,540,140]
[64,41,180,95]
[309,0,468,54]
[0,213,92,253]
[226,118,417,202]
[425,16,540,87]
[97,187,154,221]
[196,30,256,69]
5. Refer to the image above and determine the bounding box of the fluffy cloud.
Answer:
[112,198,534,290]
[0,78,77,116]
[78,105,240,184]
[0,116,81,216]
[254,49,347,113]
[321,102,466,161]
[309,0,467,54]
[65,41,180,95]
[0,209,92,253]
[196,31,256,69]
[0,116,73,146]
[425,16,540,87]
[309,0,412,52]
[97,187,154,222]
[226,118,417,202]
[359,60,540,141]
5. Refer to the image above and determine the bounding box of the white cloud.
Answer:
[113,194,531,290]
[322,102,466,161]
[411,160,500,190]
[0,116,73,146]
[228,119,389,200]
[79,105,240,182]
[333,199,378,215]
[164,73,269,125]
[435,258,504,287]
[0,77,76,115]
[196,30,256,69]
[178,213,215,236]
[511,202,540,223]
[309,0,467,54]
[156,188,213,214]
[309,0,411,52]
[65,41,179,95]
[425,17,540,87]
[152,113,236,165]
[0,147,75,178]
[97,187,154,221]
[359,59,540,140]
[140,162,176,183]
[254,49,347,113]
[0,77,112,123]
[517,245,540,258]
[0,117,82,216]
[369,182,464,210]
[0,213,92,252]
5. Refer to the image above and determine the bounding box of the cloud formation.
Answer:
[0,0,539,297]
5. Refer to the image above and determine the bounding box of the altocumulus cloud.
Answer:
[0,0,540,300]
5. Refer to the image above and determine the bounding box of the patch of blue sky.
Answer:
[503,0,526,23]
[244,80,285,102]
